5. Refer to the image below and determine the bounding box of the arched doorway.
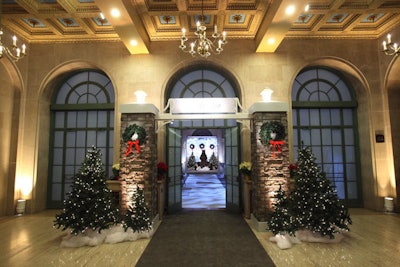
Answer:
[164,64,242,213]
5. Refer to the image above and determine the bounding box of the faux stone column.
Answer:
[249,102,290,224]
[119,104,158,220]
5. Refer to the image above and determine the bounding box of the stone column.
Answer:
[249,102,290,223]
[119,104,158,220]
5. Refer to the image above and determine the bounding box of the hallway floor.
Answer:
[182,174,226,209]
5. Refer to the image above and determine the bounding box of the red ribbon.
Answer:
[270,140,284,158]
[125,140,140,156]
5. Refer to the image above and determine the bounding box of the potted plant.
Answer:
[157,162,168,180]
[239,161,252,181]
[112,163,120,180]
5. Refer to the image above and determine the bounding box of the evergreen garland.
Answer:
[123,186,152,233]
[260,121,286,145]
[122,123,146,144]
[54,146,120,235]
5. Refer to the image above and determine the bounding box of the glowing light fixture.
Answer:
[130,39,138,46]
[0,28,26,62]
[285,5,296,16]
[384,197,394,212]
[134,90,147,103]
[267,38,275,45]
[382,33,399,56]
[261,88,274,102]
[110,8,120,18]
[179,0,227,58]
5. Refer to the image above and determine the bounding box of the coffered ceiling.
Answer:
[1,0,400,54]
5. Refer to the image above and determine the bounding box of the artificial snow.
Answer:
[60,224,154,248]
[269,230,345,250]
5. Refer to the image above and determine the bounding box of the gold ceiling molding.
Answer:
[0,0,399,53]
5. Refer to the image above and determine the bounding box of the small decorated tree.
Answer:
[123,186,152,233]
[209,152,218,170]
[54,146,120,235]
[267,185,297,236]
[187,152,197,170]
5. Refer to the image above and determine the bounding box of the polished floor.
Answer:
[182,174,226,209]
[1,209,400,266]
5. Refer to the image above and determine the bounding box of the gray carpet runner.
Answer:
[136,210,276,267]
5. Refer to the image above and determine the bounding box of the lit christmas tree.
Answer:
[267,185,296,236]
[54,146,120,235]
[289,144,352,239]
[208,152,218,170]
[123,186,152,233]
[187,152,197,170]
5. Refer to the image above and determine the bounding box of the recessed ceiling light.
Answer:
[130,40,138,46]
[285,5,295,15]
[268,38,275,45]
[110,8,120,18]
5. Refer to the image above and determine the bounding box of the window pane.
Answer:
[67,112,77,128]
[320,109,330,125]
[299,109,309,125]
[87,111,97,127]
[311,129,321,145]
[343,109,353,125]
[55,112,65,128]
[321,129,332,145]
[310,109,320,125]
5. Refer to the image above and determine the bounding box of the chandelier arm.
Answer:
[178,0,226,58]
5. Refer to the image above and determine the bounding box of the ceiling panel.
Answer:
[0,0,399,51]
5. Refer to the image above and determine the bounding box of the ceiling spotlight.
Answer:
[110,8,120,18]
[285,5,295,16]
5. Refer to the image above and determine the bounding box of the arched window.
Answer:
[47,70,115,208]
[292,67,362,206]
[168,66,238,128]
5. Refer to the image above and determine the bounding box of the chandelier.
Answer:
[179,1,227,58]
[382,33,399,56]
[0,28,26,62]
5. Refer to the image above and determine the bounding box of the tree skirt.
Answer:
[60,224,154,248]
[269,230,346,250]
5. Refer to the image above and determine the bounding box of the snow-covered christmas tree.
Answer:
[208,152,218,170]
[123,186,152,233]
[187,152,197,170]
[290,144,352,238]
[54,146,120,235]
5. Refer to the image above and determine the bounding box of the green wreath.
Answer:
[260,120,285,145]
[122,124,146,145]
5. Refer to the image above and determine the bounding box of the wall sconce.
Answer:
[134,90,147,103]
[384,197,394,212]
[16,199,26,215]
[260,88,274,102]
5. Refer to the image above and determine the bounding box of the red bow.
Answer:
[125,140,140,156]
[270,140,284,158]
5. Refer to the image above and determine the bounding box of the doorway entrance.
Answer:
[166,124,240,213]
